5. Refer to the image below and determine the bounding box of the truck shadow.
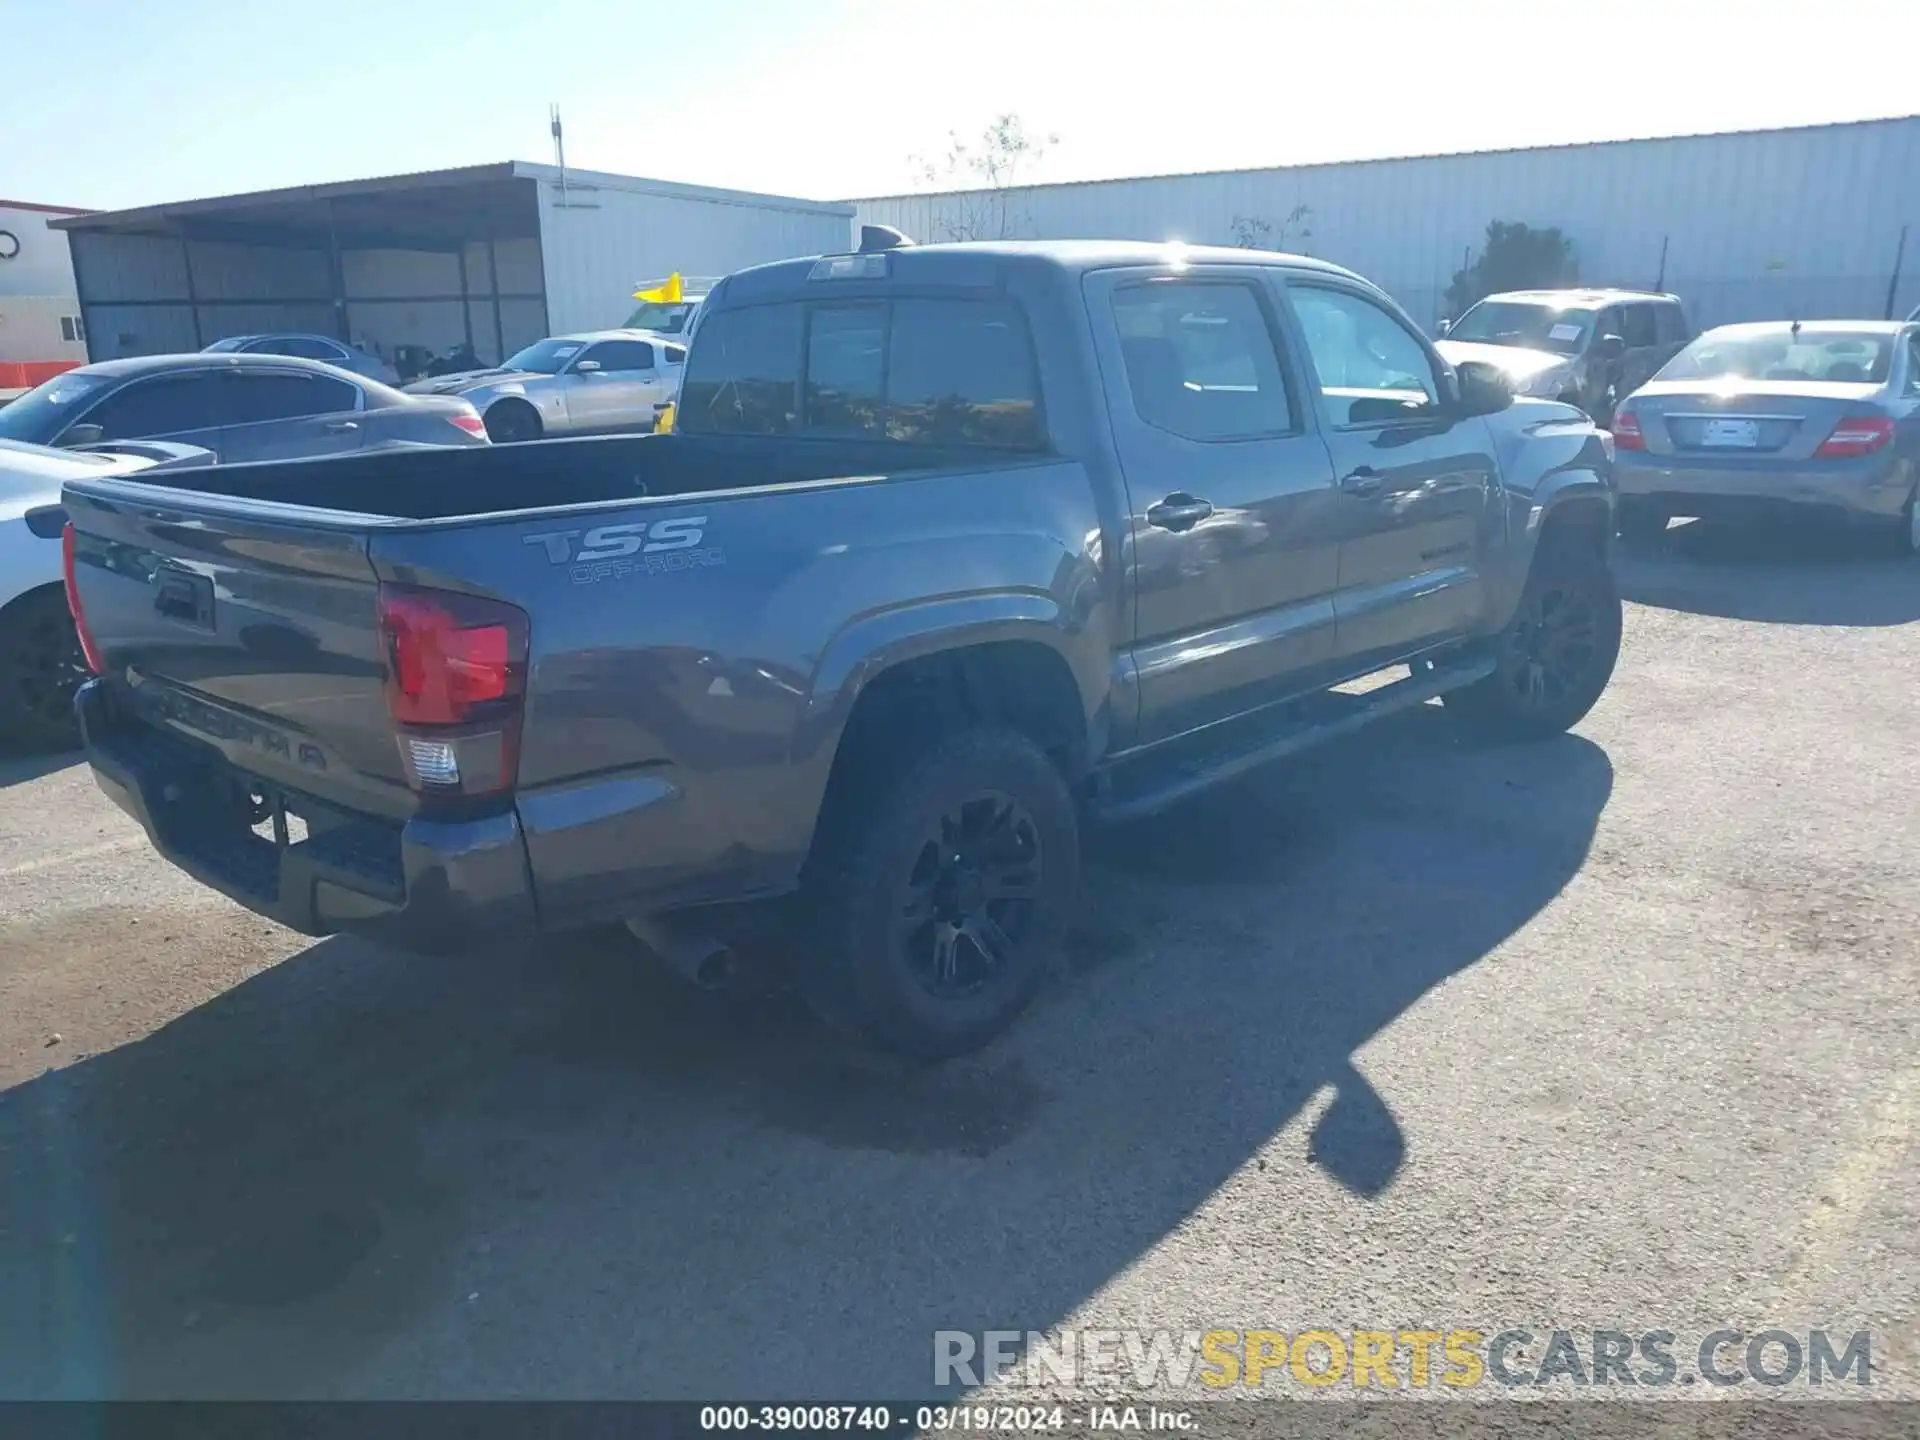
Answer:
[1615,520,1920,626]
[0,746,81,789]
[0,708,1611,1399]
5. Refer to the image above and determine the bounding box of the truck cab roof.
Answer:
[1478,288,1683,309]
[712,240,1376,306]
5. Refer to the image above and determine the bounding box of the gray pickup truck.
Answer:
[62,240,1620,1057]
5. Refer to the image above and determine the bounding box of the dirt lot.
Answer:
[2,524,1917,1402]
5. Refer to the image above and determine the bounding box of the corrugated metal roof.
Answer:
[843,112,1920,204]
[53,162,851,234]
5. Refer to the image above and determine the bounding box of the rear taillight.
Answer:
[447,412,487,439]
[1815,413,1894,459]
[60,523,105,674]
[376,584,529,803]
[1611,407,1646,451]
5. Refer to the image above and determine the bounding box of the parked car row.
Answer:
[1438,287,1919,553]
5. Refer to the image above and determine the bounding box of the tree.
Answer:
[911,114,1059,241]
[1230,204,1313,252]
[1445,221,1578,316]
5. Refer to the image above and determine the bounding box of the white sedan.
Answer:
[0,437,214,749]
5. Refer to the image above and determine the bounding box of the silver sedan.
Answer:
[404,330,685,443]
[1612,320,1920,554]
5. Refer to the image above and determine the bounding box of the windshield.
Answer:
[1656,327,1894,384]
[623,300,699,334]
[0,371,116,444]
[499,338,588,374]
[1447,301,1595,355]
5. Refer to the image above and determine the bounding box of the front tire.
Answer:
[0,586,87,752]
[804,727,1080,1060]
[483,400,542,444]
[1444,541,1623,741]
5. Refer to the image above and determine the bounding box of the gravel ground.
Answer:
[0,522,1915,1404]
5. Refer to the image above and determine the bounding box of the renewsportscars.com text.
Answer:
[934,1327,1873,1390]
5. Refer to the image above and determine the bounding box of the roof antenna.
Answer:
[550,104,567,205]
[859,224,915,253]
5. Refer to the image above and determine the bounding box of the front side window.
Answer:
[74,373,220,439]
[1110,281,1292,442]
[1620,305,1659,349]
[0,371,115,443]
[579,340,655,372]
[1291,286,1441,426]
[502,337,590,375]
[246,335,342,362]
[221,371,359,424]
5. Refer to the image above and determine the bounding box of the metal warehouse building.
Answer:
[851,115,1920,331]
[54,162,854,366]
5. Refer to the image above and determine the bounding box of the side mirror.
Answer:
[573,359,602,374]
[1453,360,1513,417]
[62,423,105,447]
[1596,333,1626,361]
[1436,318,1452,337]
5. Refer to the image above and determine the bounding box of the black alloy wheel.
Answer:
[896,791,1045,1001]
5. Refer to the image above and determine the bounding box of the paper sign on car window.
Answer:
[1549,323,1583,342]
[553,345,583,359]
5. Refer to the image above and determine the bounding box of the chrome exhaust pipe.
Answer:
[625,916,736,991]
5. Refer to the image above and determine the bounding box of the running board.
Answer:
[1090,651,1497,824]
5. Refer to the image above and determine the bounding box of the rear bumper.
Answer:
[1614,452,1909,523]
[78,679,537,951]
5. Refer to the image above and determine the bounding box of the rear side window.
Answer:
[75,374,220,439]
[222,371,359,424]
[687,297,1044,449]
[678,303,802,435]
[1111,281,1293,441]
[1655,304,1690,346]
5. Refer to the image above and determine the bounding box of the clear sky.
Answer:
[3,0,1915,212]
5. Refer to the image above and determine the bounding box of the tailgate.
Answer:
[62,483,409,818]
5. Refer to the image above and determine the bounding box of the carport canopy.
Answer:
[54,164,551,367]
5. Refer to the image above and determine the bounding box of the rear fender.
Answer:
[798,591,1104,769]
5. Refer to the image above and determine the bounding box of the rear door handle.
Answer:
[323,419,360,434]
[1146,495,1215,531]
[1340,466,1385,497]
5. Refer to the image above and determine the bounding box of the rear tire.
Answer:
[0,585,86,753]
[1444,540,1622,741]
[484,400,542,444]
[803,727,1080,1060]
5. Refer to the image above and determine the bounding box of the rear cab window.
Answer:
[680,294,1045,450]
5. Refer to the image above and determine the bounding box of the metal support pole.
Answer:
[1884,225,1908,320]
[325,200,349,343]
[456,244,475,350]
[179,228,204,349]
[487,237,505,364]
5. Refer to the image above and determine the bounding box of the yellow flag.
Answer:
[632,273,684,304]
[654,401,676,434]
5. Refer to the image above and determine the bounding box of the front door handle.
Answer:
[1146,494,1215,531]
[323,419,360,434]
[1340,466,1385,497]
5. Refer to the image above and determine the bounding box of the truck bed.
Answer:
[124,431,997,521]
